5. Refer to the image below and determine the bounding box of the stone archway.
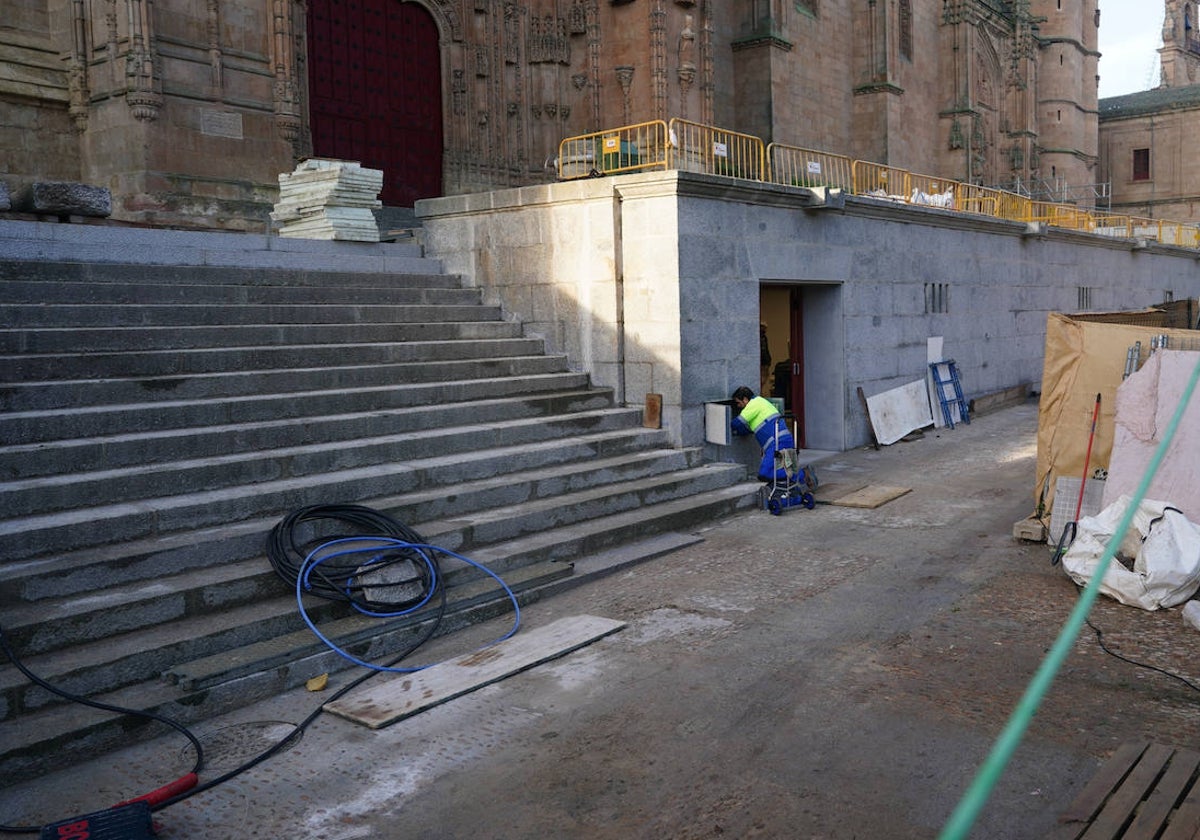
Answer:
[306,0,443,206]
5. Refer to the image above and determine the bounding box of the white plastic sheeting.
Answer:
[1061,494,1200,611]
[1102,350,1200,522]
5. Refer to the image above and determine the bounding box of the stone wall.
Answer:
[0,0,1104,230]
[418,170,1200,463]
[1100,92,1200,223]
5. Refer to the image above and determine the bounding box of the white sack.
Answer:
[1060,494,1200,610]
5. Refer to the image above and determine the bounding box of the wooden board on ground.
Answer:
[1050,740,1200,840]
[324,614,626,729]
[830,485,912,509]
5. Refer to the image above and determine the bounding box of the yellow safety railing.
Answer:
[906,172,958,209]
[554,120,1200,250]
[852,160,909,199]
[955,183,1002,217]
[667,118,765,181]
[1161,223,1200,248]
[766,143,853,192]
[1131,217,1166,242]
[1090,214,1135,238]
[1023,201,1094,231]
[555,120,670,180]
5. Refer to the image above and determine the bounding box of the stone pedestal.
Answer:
[271,159,383,241]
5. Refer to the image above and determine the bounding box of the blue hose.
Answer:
[296,537,521,673]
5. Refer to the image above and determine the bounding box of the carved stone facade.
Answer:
[1,0,1100,229]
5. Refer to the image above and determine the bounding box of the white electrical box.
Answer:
[705,402,732,445]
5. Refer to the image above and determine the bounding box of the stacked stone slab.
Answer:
[271,158,383,241]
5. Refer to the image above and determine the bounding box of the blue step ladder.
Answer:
[929,359,969,428]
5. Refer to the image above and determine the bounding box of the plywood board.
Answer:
[865,380,933,445]
[324,614,626,729]
[830,485,912,509]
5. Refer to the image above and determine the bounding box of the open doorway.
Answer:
[759,282,845,451]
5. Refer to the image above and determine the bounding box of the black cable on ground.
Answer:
[152,572,447,812]
[1,505,447,833]
[0,623,205,835]
[1085,614,1200,694]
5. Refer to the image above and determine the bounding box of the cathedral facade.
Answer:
[0,0,1099,229]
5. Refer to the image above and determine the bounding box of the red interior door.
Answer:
[789,288,807,448]
[307,0,443,206]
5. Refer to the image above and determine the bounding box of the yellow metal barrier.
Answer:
[1091,214,1134,238]
[555,119,1200,250]
[1162,223,1200,248]
[851,160,910,199]
[556,120,669,180]
[766,143,853,191]
[1128,217,1161,241]
[906,172,957,209]
[1023,201,1092,230]
[667,118,765,180]
[955,183,1002,217]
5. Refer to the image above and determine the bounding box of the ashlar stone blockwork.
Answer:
[0,0,1102,230]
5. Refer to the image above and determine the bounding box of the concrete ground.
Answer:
[5,398,1200,839]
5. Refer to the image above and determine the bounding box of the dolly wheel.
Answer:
[768,498,783,516]
[802,493,815,510]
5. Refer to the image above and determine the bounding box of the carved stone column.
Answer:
[271,0,303,152]
[68,0,91,132]
[124,0,162,121]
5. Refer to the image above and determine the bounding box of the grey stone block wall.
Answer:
[418,171,1200,454]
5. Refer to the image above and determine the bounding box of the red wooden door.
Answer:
[307,0,443,206]
[788,287,806,448]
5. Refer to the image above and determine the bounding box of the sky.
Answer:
[1096,3,1165,98]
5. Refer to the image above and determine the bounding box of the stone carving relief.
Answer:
[452,69,467,116]
[528,15,570,64]
[504,3,520,64]
[569,0,587,34]
[68,0,90,131]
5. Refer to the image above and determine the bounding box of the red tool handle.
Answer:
[1073,393,1102,524]
[113,772,199,807]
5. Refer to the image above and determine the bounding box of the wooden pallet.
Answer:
[1051,741,1200,839]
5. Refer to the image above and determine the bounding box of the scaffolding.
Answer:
[1000,176,1112,212]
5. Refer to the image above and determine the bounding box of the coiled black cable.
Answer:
[2,504,451,831]
[266,503,436,611]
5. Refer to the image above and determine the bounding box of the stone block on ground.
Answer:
[16,182,112,218]
[0,182,9,211]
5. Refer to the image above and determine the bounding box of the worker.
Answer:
[730,385,794,482]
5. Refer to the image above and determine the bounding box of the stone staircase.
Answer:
[0,220,760,782]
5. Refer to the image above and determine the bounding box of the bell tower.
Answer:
[1160,0,1200,86]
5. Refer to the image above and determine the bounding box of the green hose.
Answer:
[938,353,1200,840]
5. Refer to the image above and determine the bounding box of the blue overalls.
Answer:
[731,395,795,481]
